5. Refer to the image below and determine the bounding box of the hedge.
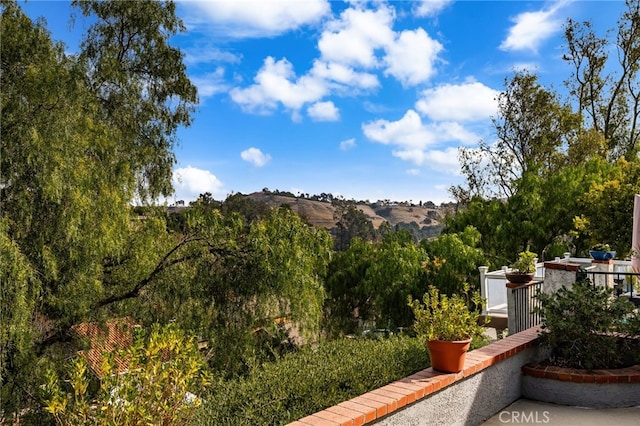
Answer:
[193,336,429,425]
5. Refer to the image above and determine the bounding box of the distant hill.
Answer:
[245,191,446,239]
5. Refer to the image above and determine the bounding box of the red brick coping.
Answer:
[522,363,640,384]
[288,327,539,426]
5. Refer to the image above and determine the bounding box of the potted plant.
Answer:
[589,243,616,261]
[408,284,487,373]
[505,249,537,284]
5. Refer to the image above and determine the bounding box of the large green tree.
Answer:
[0,1,196,417]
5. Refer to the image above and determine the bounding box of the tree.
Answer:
[563,0,640,158]
[325,230,429,333]
[73,0,198,200]
[420,226,485,296]
[324,238,376,336]
[0,1,196,417]
[455,71,581,200]
[332,201,376,251]
[573,158,640,257]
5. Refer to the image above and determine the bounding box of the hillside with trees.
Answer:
[246,190,446,240]
[1,0,639,424]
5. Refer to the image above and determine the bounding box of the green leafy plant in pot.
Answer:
[506,249,537,284]
[589,243,616,261]
[408,284,488,373]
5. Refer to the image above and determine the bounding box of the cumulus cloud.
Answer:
[318,6,395,68]
[172,166,226,202]
[340,138,356,150]
[308,101,340,121]
[186,0,331,38]
[227,3,445,117]
[415,81,499,121]
[362,110,478,168]
[230,57,328,114]
[500,2,565,52]
[394,147,461,172]
[414,0,454,17]
[383,28,443,87]
[241,147,272,167]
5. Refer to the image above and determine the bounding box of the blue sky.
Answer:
[22,1,626,204]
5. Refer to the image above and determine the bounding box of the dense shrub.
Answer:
[536,278,640,370]
[194,336,429,425]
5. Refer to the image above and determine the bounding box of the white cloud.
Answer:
[415,81,499,121]
[310,60,379,90]
[500,2,565,52]
[340,138,356,150]
[307,101,340,121]
[186,0,331,38]
[230,57,328,113]
[394,147,461,172]
[241,147,272,167]
[318,6,395,68]
[363,110,437,149]
[414,0,454,17]
[406,168,420,175]
[172,166,226,202]
[383,28,443,87]
[227,3,446,116]
[184,47,242,66]
[190,67,229,99]
[362,110,478,169]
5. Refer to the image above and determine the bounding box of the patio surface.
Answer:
[482,398,640,425]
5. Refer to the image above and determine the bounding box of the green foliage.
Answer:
[0,220,39,415]
[324,238,376,335]
[332,202,376,251]
[325,231,429,333]
[443,198,513,268]
[138,206,333,378]
[73,0,197,200]
[511,249,537,273]
[535,279,640,370]
[194,336,428,425]
[420,226,485,295]
[572,158,640,257]
[0,1,197,416]
[408,285,487,341]
[590,243,611,252]
[41,324,210,426]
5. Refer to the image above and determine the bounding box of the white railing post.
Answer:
[478,266,489,315]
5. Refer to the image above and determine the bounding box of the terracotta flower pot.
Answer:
[427,339,471,373]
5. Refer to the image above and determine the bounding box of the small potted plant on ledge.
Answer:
[505,249,537,284]
[589,243,616,261]
[408,284,487,373]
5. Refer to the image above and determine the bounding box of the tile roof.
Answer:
[71,317,140,377]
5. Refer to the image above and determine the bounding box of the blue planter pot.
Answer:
[589,250,616,260]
